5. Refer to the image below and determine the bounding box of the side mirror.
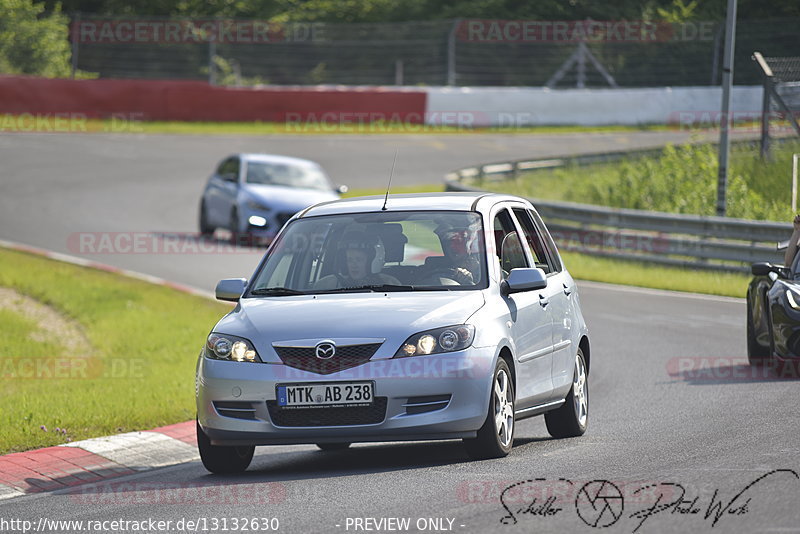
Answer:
[336,184,349,194]
[751,262,778,276]
[215,278,247,301]
[500,268,547,296]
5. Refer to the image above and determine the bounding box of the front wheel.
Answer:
[197,420,254,474]
[747,294,770,365]
[199,200,214,236]
[463,359,515,460]
[545,348,588,439]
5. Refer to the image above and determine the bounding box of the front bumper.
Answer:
[196,348,494,446]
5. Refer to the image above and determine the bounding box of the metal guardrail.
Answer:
[445,146,791,272]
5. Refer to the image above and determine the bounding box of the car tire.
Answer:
[229,208,245,246]
[747,293,770,365]
[463,359,515,460]
[316,443,351,451]
[545,348,588,439]
[196,420,254,474]
[199,201,214,236]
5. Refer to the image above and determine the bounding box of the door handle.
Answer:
[539,294,549,308]
[563,283,572,296]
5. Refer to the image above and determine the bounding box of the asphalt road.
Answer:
[1,130,798,533]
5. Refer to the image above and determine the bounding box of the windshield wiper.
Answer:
[249,287,306,296]
[318,284,414,293]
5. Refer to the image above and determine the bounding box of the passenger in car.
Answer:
[785,214,800,268]
[420,224,482,285]
[315,232,401,289]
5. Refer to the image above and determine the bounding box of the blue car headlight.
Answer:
[206,333,261,362]
[394,325,475,358]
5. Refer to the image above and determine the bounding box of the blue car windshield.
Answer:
[249,211,488,294]
[245,161,331,191]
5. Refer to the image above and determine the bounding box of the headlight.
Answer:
[787,289,800,310]
[394,325,475,357]
[205,333,261,362]
[246,199,270,211]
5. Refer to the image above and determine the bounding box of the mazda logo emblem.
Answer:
[315,342,336,360]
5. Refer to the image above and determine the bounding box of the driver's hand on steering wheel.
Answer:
[452,267,474,285]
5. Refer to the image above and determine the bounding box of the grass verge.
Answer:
[560,251,748,298]
[0,248,230,454]
[0,115,676,136]
[479,139,800,222]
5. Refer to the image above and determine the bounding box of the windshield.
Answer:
[245,161,331,191]
[248,211,487,294]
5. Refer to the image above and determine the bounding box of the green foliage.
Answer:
[0,0,72,77]
[0,248,230,453]
[490,140,800,222]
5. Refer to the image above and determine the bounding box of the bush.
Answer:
[0,0,72,77]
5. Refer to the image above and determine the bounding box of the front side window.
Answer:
[245,161,331,191]
[513,208,556,274]
[493,209,528,278]
[248,211,487,294]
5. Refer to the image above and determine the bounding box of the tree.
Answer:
[0,0,72,77]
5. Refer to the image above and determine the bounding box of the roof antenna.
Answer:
[382,148,398,211]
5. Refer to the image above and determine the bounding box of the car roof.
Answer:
[237,153,320,166]
[299,192,532,218]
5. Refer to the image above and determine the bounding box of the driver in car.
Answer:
[315,232,401,289]
[421,224,482,285]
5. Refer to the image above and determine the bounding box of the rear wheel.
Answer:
[463,359,514,460]
[197,420,254,474]
[545,348,588,439]
[316,443,351,451]
[747,294,770,365]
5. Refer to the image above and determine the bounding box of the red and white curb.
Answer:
[0,238,220,500]
[0,421,197,500]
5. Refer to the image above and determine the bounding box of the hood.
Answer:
[242,184,338,210]
[214,291,485,363]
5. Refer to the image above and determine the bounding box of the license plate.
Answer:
[276,382,374,407]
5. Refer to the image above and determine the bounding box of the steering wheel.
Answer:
[424,267,471,285]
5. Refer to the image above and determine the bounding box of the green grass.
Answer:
[0,114,677,136]
[0,248,231,454]
[342,183,444,198]
[561,251,748,298]
[480,140,800,222]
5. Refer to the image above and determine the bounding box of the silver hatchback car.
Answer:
[196,193,590,473]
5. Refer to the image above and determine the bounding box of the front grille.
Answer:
[213,401,257,420]
[274,343,382,375]
[403,395,451,415]
[267,397,388,427]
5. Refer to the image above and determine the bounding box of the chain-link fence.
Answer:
[68,17,800,87]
